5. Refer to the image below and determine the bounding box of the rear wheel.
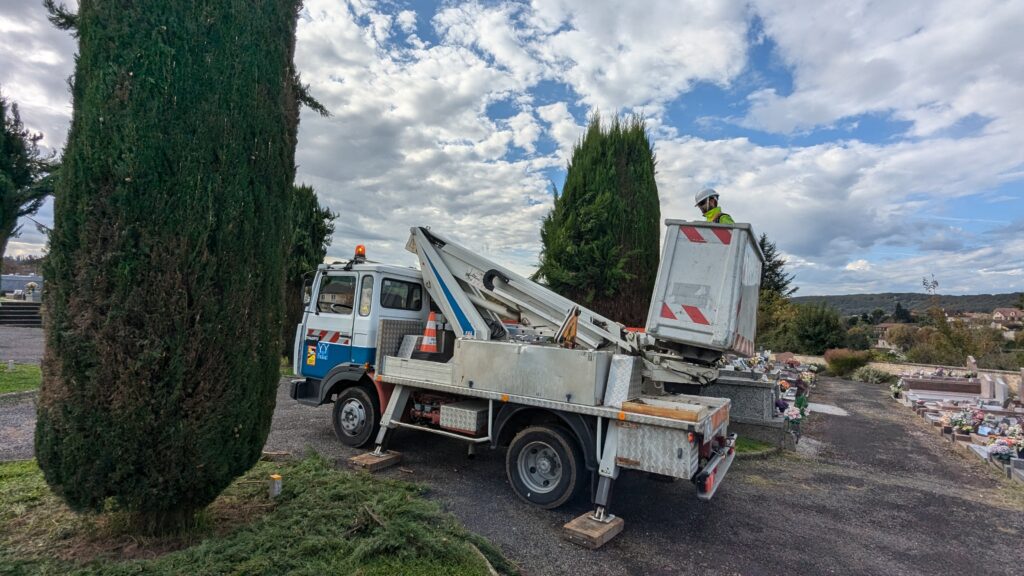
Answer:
[332,386,380,448]
[506,425,585,509]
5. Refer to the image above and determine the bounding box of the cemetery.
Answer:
[897,356,1024,484]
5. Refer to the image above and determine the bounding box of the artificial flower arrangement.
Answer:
[970,409,986,428]
[889,381,904,396]
[783,406,802,421]
[987,437,1016,461]
[948,411,974,434]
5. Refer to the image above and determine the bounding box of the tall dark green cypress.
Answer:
[535,115,660,326]
[281,183,336,358]
[36,0,302,532]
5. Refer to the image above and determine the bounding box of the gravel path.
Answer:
[0,326,45,364]
[0,392,36,461]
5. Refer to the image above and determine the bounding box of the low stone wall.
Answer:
[790,354,1021,395]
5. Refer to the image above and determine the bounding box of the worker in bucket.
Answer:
[695,188,734,224]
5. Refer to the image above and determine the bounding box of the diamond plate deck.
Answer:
[613,420,699,479]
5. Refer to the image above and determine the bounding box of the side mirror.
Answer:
[302,273,315,313]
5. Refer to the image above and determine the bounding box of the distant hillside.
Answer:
[791,292,1022,316]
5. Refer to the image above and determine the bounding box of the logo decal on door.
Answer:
[317,342,331,360]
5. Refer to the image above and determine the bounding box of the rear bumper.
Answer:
[694,433,737,501]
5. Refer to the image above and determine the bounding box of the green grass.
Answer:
[0,363,41,394]
[0,455,515,575]
[734,437,776,454]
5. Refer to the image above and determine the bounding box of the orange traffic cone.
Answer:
[420,312,438,353]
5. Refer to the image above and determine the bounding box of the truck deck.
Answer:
[380,356,730,435]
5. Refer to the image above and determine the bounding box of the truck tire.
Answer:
[332,386,380,448]
[506,425,585,509]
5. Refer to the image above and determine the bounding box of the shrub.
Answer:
[824,348,872,377]
[851,366,895,385]
[790,304,846,355]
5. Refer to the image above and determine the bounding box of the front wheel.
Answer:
[332,386,380,448]
[506,425,585,509]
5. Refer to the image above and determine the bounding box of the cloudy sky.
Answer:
[2,0,1023,296]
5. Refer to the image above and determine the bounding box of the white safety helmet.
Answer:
[694,187,719,207]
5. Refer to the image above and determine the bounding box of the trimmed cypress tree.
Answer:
[36,1,302,533]
[535,115,660,326]
[282,183,336,358]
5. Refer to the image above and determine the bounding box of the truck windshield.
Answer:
[317,275,356,315]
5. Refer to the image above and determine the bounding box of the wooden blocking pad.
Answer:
[349,451,402,472]
[562,513,625,549]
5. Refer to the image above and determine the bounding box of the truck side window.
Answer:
[317,275,356,315]
[359,275,373,316]
[380,278,423,311]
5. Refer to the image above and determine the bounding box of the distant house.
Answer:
[993,308,1023,321]
[873,322,901,336]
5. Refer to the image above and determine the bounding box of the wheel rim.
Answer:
[517,440,562,494]
[339,398,366,436]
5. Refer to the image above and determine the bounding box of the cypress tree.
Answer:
[282,183,336,358]
[0,91,55,275]
[535,115,660,326]
[758,233,796,297]
[36,0,303,533]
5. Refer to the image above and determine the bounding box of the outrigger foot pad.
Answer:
[562,511,624,549]
[349,450,402,472]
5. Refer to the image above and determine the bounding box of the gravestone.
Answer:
[994,379,1009,406]
[966,356,978,373]
[980,374,994,399]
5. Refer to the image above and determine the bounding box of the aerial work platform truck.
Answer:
[291,219,764,547]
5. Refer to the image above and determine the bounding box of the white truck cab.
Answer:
[291,248,431,445]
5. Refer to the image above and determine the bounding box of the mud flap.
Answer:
[694,433,737,501]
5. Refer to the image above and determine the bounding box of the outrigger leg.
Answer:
[563,419,625,549]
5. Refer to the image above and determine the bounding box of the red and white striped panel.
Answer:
[732,333,755,356]
[679,225,732,245]
[659,302,711,326]
[306,329,351,346]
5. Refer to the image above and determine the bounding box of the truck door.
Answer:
[301,272,357,379]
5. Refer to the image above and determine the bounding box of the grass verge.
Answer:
[734,437,776,454]
[0,363,41,394]
[0,455,516,575]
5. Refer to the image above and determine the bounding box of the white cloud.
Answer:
[2,0,1022,298]
[745,0,1024,139]
[396,10,417,34]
